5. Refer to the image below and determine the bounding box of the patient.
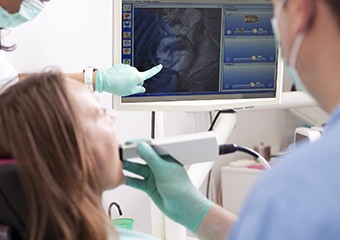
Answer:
[0,71,233,240]
[0,71,149,240]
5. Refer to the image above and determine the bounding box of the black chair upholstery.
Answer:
[0,163,28,240]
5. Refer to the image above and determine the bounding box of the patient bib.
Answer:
[113,228,160,240]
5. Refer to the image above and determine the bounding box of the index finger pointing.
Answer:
[139,64,163,81]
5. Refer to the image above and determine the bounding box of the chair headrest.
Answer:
[0,161,28,240]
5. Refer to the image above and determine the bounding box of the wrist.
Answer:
[189,198,214,232]
[83,66,97,92]
[195,204,237,240]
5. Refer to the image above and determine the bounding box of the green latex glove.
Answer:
[96,64,163,96]
[123,141,213,233]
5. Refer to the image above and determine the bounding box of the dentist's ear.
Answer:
[298,0,316,32]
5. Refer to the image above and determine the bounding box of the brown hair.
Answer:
[325,0,340,27]
[0,72,117,240]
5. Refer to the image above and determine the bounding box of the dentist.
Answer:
[0,0,162,95]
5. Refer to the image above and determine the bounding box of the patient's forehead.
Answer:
[65,77,86,92]
[65,78,84,98]
[65,77,100,116]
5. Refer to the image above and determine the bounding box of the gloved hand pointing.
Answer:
[95,64,163,96]
[123,141,213,233]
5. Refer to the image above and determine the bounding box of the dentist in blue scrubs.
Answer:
[0,0,162,95]
[124,0,340,239]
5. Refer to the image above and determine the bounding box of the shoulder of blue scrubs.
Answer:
[110,228,161,240]
[0,51,19,94]
[323,104,340,131]
[228,107,340,240]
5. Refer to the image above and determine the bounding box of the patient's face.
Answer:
[66,78,124,190]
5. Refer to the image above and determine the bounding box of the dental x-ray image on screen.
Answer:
[115,0,283,112]
[133,8,221,93]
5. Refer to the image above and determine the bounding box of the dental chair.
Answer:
[0,161,28,240]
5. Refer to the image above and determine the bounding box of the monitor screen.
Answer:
[113,0,283,111]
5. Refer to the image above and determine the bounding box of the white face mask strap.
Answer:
[22,0,45,11]
[274,0,287,17]
[288,31,305,67]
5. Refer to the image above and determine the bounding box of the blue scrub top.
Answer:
[229,105,340,240]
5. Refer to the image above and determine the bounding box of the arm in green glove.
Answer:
[123,141,213,233]
[124,141,237,239]
[95,64,162,96]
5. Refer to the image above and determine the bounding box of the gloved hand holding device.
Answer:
[96,64,163,96]
[123,141,213,233]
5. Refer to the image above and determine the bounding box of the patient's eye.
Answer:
[101,108,107,116]
[100,108,116,124]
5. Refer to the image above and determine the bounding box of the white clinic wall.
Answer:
[5,0,310,235]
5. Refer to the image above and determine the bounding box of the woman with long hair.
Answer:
[0,71,235,240]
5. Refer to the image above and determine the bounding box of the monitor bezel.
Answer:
[112,0,283,112]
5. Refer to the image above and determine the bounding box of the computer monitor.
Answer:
[113,0,283,112]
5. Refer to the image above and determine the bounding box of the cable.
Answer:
[219,144,272,170]
[206,109,236,199]
[208,109,235,131]
[206,169,212,198]
[151,111,155,139]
